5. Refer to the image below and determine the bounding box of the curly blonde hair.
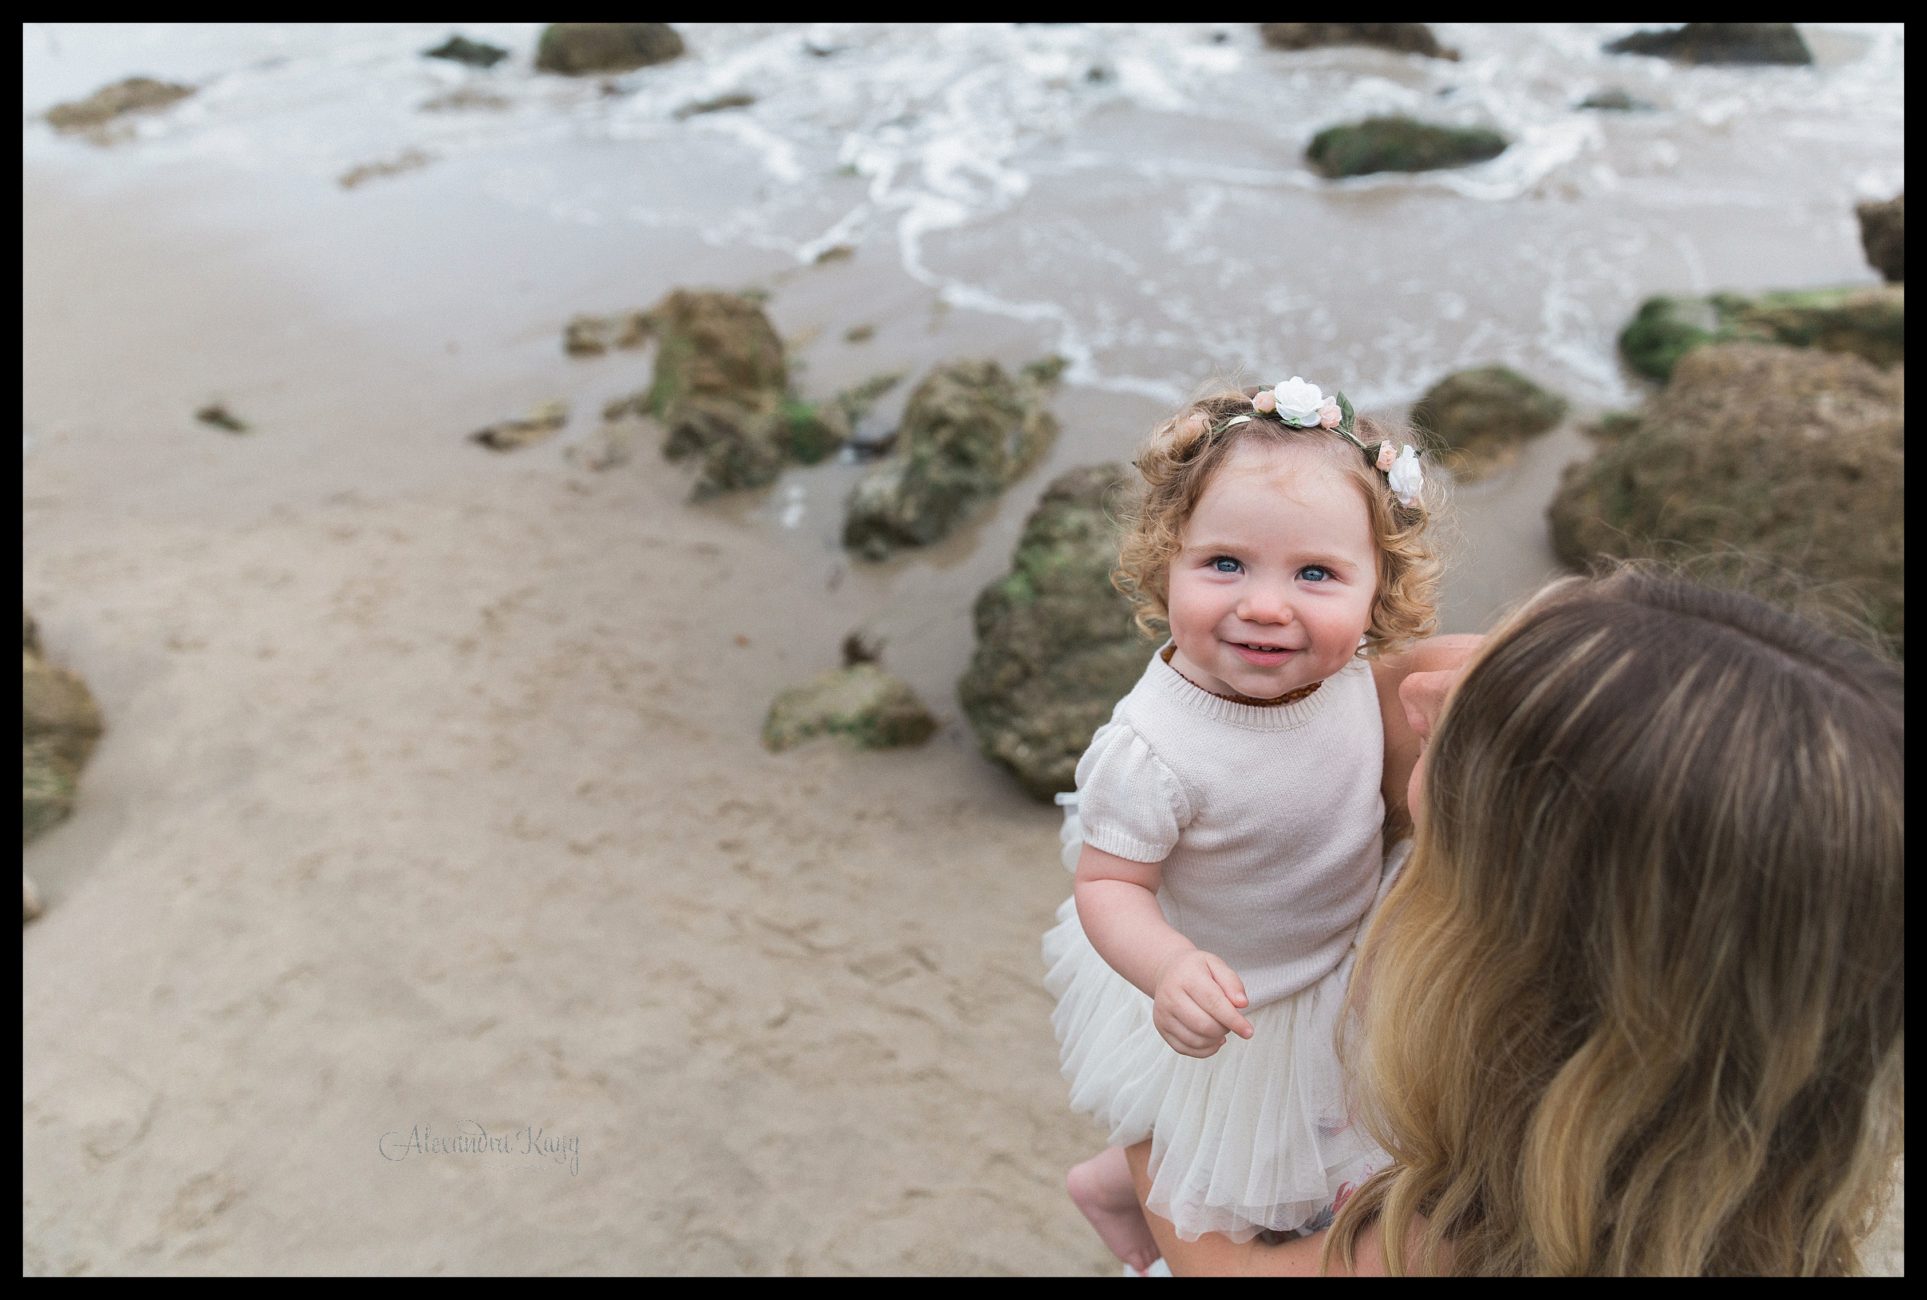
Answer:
[1112,386,1441,657]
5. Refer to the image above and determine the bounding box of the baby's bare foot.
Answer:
[1067,1149,1161,1274]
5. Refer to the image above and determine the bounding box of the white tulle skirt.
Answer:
[1045,794,1405,1243]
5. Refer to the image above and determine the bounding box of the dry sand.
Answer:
[22,160,1901,1275]
[19,160,1158,1275]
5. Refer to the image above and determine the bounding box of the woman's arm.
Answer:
[1122,1141,1390,1276]
[1372,635,1484,832]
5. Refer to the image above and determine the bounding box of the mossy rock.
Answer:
[423,36,510,68]
[1576,88,1655,112]
[23,650,104,774]
[842,359,1060,560]
[1856,193,1903,283]
[763,664,937,752]
[1547,343,1903,657]
[563,310,653,356]
[647,289,787,410]
[778,397,852,466]
[660,395,791,497]
[1307,116,1507,179]
[23,631,105,846]
[646,289,796,497]
[1409,366,1568,482]
[1618,286,1905,381]
[958,464,1151,800]
[1259,23,1458,60]
[44,77,195,132]
[535,24,685,75]
[1604,23,1810,66]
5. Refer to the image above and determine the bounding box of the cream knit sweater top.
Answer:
[1071,645,1386,1010]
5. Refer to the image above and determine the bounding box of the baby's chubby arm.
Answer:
[1074,844,1254,1057]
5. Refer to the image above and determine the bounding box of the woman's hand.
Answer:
[1150,949,1253,1057]
[1374,634,1484,832]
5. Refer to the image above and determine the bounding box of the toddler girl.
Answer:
[1043,377,1440,1271]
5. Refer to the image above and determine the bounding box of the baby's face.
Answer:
[1165,440,1379,701]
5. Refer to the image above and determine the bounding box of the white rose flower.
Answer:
[1387,445,1424,507]
[1270,377,1327,427]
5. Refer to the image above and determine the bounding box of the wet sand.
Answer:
[22,149,1901,1274]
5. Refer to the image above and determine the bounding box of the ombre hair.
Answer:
[1326,564,1905,1275]
[1112,386,1441,657]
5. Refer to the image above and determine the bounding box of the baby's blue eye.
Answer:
[1210,556,1242,574]
[1300,565,1332,582]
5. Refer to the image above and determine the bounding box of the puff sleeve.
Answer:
[1070,722,1192,863]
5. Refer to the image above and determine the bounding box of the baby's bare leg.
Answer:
[1067,1145,1161,1273]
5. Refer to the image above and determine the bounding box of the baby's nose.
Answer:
[1238,588,1295,623]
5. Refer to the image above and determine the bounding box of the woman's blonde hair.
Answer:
[1327,563,1905,1275]
[1112,387,1441,657]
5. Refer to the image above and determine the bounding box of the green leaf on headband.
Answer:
[1336,391,1356,436]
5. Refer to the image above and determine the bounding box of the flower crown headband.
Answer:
[1208,377,1425,509]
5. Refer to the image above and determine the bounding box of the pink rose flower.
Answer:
[1318,400,1342,429]
[1252,390,1277,414]
[1376,441,1397,472]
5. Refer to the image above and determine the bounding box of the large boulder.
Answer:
[44,77,195,134]
[842,360,1059,560]
[1547,343,1903,657]
[959,465,1152,800]
[1617,286,1905,382]
[1258,24,1458,60]
[1857,193,1904,283]
[1306,116,1507,179]
[1604,23,1811,65]
[763,665,937,752]
[1409,367,1568,482]
[535,24,684,75]
[23,613,105,845]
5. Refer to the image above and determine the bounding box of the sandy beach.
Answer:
[23,24,1901,1274]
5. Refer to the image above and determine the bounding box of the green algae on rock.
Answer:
[1259,23,1458,60]
[763,664,937,753]
[1618,286,1905,382]
[535,24,685,75]
[1547,343,1904,657]
[1409,366,1568,482]
[1604,23,1811,66]
[1306,116,1507,179]
[842,359,1060,561]
[23,613,105,846]
[958,464,1150,801]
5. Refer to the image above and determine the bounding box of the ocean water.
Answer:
[21,23,1907,640]
[21,22,1904,410]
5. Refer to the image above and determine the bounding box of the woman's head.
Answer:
[1337,566,1905,1275]
[1114,386,1441,667]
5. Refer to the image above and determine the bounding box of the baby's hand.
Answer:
[1150,950,1253,1058]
